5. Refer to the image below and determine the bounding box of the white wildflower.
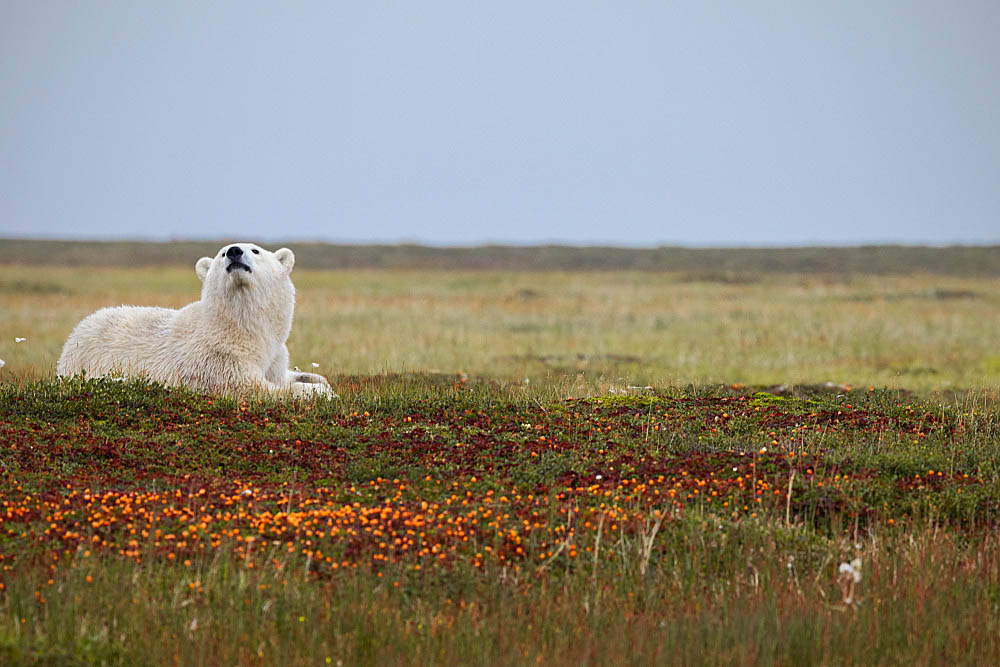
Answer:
[15,337,26,343]
[837,556,863,605]
[311,362,319,368]
[838,558,862,584]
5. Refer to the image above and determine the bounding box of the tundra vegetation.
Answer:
[1,243,999,665]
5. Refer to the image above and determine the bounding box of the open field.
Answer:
[2,263,1000,391]
[2,243,1000,664]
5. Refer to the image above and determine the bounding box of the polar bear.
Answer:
[57,243,332,398]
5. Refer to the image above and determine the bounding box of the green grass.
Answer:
[4,519,1000,666]
[1,377,1000,665]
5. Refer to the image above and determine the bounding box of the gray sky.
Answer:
[2,1,998,246]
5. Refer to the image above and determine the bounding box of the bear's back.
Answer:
[57,305,184,378]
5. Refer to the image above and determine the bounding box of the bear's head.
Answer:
[195,243,296,317]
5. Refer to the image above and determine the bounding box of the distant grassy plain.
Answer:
[2,241,1000,665]
[2,241,999,391]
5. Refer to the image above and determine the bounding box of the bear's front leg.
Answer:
[290,381,335,398]
[290,371,330,385]
[265,346,328,386]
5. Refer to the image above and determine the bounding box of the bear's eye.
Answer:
[251,249,260,254]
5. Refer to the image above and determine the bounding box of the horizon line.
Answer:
[3,234,1000,251]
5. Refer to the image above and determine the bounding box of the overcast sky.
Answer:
[1,1,998,246]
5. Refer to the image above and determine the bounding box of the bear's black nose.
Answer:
[226,246,243,259]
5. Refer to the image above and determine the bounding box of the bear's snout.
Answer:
[225,245,253,274]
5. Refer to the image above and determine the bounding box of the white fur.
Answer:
[57,243,332,398]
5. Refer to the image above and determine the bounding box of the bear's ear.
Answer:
[275,248,295,273]
[195,257,213,281]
